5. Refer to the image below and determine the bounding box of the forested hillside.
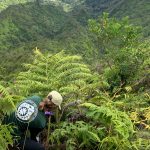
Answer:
[0,0,150,150]
[0,0,150,80]
[72,0,150,37]
[1,0,150,36]
[0,1,94,80]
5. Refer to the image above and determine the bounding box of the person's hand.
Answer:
[39,101,45,110]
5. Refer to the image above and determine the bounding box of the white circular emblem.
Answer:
[15,100,38,123]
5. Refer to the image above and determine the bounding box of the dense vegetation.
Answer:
[71,0,150,38]
[0,0,150,80]
[0,1,95,80]
[0,0,150,150]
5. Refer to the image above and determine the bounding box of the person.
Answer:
[3,91,63,150]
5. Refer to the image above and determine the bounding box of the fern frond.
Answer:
[55,55,82,64]
[59,85,79,95]
[0,84,16,112]
[0,124,14,150]
[56,63,88,72]
[80,103,134,139]
[14,50,94,101]
[0,84,10,98]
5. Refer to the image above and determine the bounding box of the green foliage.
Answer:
[0,83,16,115]
[0,0,29,12]
[0,1,95,81]
[88,13,141,54]
[80,103,134,139]
[0,83,17,150]
[132,137,150,150]
[0,1,149,149]
[50,121,101,150]
[49,102,134,150]
[0,0,149,82]
[0,0,86,13]
[88,13,149,92]
[83,0,150,37]
[0,2,67,50]
[109,0,150,37]
[14,49,94,101]
[0,124,14,150]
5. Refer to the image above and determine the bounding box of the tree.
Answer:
[88,13,148,92]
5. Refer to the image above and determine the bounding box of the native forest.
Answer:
[0,0,150,150]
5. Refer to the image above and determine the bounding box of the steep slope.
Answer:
[1,0,149,37]
[0,2,66,50]
[109,0,150,37]
[0,2,93,80]
[0,0,149,80]
[72,0,150,37]
[0,0,85,12]
[0,0,32,12]
[0,2,90,51]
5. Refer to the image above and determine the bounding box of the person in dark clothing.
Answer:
[4,91,63,150]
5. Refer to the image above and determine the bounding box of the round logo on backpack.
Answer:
[15,100,38,123]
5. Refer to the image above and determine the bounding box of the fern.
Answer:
[48,101,134,150]
[0,83,17,150]
[49,121,101,150]
[0,124,14,150]
[14,49,94,102]
[78,102,134,149]
[80,103,134,139]
[0,83,16,115]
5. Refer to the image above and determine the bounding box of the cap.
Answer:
[47,91,63,110]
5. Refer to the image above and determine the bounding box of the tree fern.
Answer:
[14,49,94,102]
